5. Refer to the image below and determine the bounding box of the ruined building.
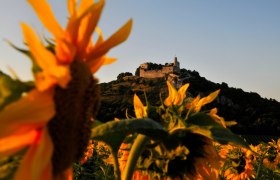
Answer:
[140,57,180,78]
[139,57,184,88]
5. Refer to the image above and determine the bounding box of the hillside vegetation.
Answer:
[97,69,280,136]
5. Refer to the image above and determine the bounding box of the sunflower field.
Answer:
[0,0,279,180]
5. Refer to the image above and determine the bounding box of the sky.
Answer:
[0,0,280,101]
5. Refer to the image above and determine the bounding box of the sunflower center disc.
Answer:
[48,61,100,175]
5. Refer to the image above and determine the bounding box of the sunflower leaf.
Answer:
[0,71,34,110]
[91,118,167,152]
[187,112,249,148]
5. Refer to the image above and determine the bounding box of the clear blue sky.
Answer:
[1,0,280,101]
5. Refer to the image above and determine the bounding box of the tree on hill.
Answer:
[146,62,163,70]
[117,72,133,81]
[135,67,140,76]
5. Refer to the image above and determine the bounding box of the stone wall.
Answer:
[162,66,173,73]
[162,66,180,74]
[139,59,181,78]
[140,69,165,78]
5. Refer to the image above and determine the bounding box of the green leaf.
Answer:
[187,112,249,148]
[91,119,103,128]
[91,118,167,152]
[0,71,34,110]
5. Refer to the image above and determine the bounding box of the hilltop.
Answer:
[97,64,280,136]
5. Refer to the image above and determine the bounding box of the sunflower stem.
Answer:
[122,134,149,180]
[256,149,268,178]
[111,150,121,180]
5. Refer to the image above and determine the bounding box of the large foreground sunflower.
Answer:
[0,0,132,179]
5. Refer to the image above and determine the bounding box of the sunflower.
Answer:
[194,142,223,180]
[221,146,255,180]
[262,139,280,170]
[79,140,94,165]
[133,94,148,118]
[185,89,220,113]
[0,0,132,179]
[24,0,132,91]
[164,81,189,107]
[129,84,225,179]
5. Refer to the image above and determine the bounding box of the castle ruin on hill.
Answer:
[139,57,185,88]
[140,57,180,78]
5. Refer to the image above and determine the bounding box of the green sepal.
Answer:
[0,71,34,110]
[187,112,249,148]
[6,40,42,73]
[91,118,168,152]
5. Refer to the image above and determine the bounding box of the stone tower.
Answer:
[173,56,180,68]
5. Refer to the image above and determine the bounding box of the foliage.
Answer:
[0,156,21,180]
[73,141,115,180]
[144,62,163,70]
[117,72,133,81]
[135,67,140,76]
[0,71,34,110]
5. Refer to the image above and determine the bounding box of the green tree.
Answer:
[117,72,133,81]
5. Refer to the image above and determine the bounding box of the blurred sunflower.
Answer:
[0,0,132,179]
[165,130,221,179]
[262,139,280,170]
[221,146,255,180]
[79,140,94,165]
[164,81,189,107]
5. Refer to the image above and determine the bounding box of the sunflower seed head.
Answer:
[48,61,100,175]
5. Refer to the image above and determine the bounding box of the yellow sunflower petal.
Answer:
[178,83,189,99]
[186,95,200,110]
[0,89,54,138]
[14,127,53,180]
[78,0,94,16]
[68,0,77,17]
[85,27,104,57]
[133,94,147,118]
[64,0,79,44]
[27,0,63,38]
[209,108,226,128]
[55,38,77,63]
[77,0,105,58]
[103,57,117,65]
[95,27,105,46]
[87,18,133,61]
[87,56,105,73]
[0,130,38,158]
[21,23,56,68]
[21,23,71,89]
[174,83,189,105]
[87,55,116,73]
[195,90,220,112]
[201,89,220,105]
[164,81,177,106]
[34,72,58,91]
